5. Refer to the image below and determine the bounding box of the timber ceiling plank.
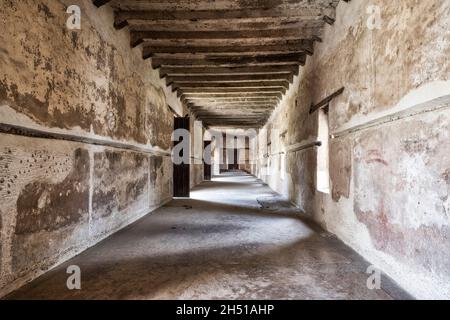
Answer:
[171,81,291,90]
[141,40,314,55]
[109,0,340,11]
[159,65,299,77]
[151,53,307,68]
[166,73,294,84]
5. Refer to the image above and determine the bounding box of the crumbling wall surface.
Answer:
[0,0,177,297]
[0,0,175,149]
[0,136,90,293]
[255,0,450,299]
[91,150,171,235]
[190,162,204,188]
[189,114,204,189]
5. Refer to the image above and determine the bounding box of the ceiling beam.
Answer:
[202,121,267,126]
[126,19,324,33]
[189,101,278,107]
[190,105,276,110]
[186,104,277,109]
[206,125,263,129]
[159,65,298,77]
[192,113,275,117]
[131,28,318,43]
[178,87,286,95]
[172,81,291,91]
[141,40,314,55]
[190,105,275,109]
[182,97,282,103]
[114,7,336,29]
[189,107,275,112]
[197,114,268,118]
[187,103,279,108]
[166,73,294,84]
[111,0,339,10]
[186,101,279,106]
[181,92,283,98]
[138,37,319,49]
[184,97,280,102]
[202,118,267,122]
[199,113,268,117]
[151,53,306,68]
[190,106,275,110]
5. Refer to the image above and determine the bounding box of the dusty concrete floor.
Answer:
[6,172,409,300]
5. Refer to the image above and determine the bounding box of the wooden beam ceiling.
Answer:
[93,0,346,128]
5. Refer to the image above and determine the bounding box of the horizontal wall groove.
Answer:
[331,95,450,139]
[0,123,172,157]
[259,140,321,160]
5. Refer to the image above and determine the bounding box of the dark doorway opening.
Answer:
[228,148,239,171]
[173,117,190,198]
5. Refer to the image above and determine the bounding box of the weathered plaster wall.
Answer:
[189,116,204,188]
[253,0,450,299]
[0,0,180,297]
[191,163,204,188]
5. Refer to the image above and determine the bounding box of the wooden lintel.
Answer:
[310,87,345,114]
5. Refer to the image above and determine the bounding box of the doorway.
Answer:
[228,148,239,171]
[204,140,212,181]
[173,116,190,198]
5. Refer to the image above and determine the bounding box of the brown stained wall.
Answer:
[0,135,173,297]
[12,147,90,273]
[286,150,316,214]
[0,0,179,297]
[93,151,149,220]
[149,155,172,207]
[0,0,174,149]
[0,216,2,279]
[0,135,90,293]
[353,113,450,278]
[191,163,204,189]
[254,0,450,298]
[329,138,352,202]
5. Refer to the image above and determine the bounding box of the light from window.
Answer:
[317,108,330,194]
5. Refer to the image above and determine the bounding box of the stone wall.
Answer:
[0,0,181,297]
[252,0,450,299]
[190,117,204,188]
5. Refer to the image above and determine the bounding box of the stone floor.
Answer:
[6,172,410,300]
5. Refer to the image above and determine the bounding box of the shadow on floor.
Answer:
[5,172,413,300]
